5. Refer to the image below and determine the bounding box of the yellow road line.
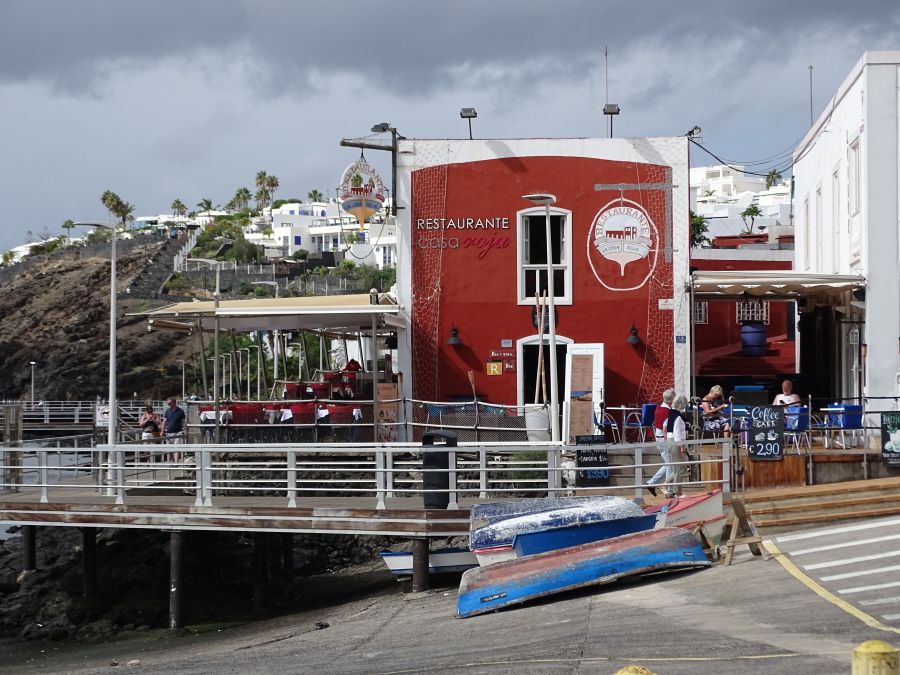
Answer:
[764,539,900,635]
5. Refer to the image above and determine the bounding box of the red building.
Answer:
[394,138,692,425]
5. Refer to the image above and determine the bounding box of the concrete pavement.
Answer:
[4,520,898,674]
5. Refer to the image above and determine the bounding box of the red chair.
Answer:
[284,383,301,399]
[304,382,330,399]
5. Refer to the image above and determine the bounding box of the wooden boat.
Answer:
[469,496,645,566]
[379,548,478,576]
[643,490,726,545]
[456,527,710,618]
[512,513,658,558]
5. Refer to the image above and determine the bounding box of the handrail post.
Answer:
[194,448,204,507]
[115,448,125,505]
[287,449,297,508]
[375,449,386,510]
[634,444,644,502]
[547,444,559,498]
[204,448,214,507]
[448,448,459,510]
[722,437,731,497]
[479,447,487,498]
[385,447,394,498]
[39,447,49,504]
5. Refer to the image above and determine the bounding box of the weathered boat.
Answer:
[456,527,710,618]
[643,489,726,545]
[379,548,478,576]
[469,496,645,565]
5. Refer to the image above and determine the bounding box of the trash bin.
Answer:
[422,430,457,509]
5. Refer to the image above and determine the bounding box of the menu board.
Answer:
[575,436,610,487]
[881,412,900,467]
[747,406,785,461]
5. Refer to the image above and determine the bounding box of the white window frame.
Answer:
[692,301,709,325]
[831,165,840,273]
[803,198,810,271]
[736,299,770,325]
[815,184,823,272]
[516,206,573,305]
[848,138,860,215]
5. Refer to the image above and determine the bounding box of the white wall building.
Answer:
[793,50,898,415]
[690,165,792,241]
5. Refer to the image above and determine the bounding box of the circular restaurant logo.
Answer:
[586,198,658,292]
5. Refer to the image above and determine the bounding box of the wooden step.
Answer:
[754,504,900,530]
[747,494,896,517]
[744,487,900,512]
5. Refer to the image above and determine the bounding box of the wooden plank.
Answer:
[742,454,806,488]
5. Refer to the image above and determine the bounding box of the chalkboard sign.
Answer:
[575,436,610,487]
[747,406,785,461]
[881,412,900,467]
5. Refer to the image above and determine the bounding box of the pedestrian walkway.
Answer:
[768,515,900,630]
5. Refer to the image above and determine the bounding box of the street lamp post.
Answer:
[521,196,560,444]
[29,361,36,403]
[190,258,221,442]
[289,342,304,381]
[177,359,185,402]
[252,281,280,385]
[74,221,118,497]
[248,345,261,400]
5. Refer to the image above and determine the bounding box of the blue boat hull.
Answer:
[457,527,710,618]
[470,496,644,551]
[512,513,657,558]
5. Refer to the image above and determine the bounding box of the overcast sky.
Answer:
[1,1,898,252]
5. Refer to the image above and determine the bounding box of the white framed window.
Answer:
[803,198,810,271]
[831,166,840,272]
[815,185,823,271]
[692,301,709,325]
[516,207,573,305]
[848,138,860,215]
[736,299,770,325]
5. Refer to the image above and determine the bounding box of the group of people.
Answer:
[645,388,690,498]
[137,397,186,461]
[645,379,801,498]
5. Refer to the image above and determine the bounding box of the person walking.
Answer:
[646,388,676,497]
[667,395,690,497]
[162,396,186,462]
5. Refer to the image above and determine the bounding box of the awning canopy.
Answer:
[690,271,866,300]
[139,293,402,333]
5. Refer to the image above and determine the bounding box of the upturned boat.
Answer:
[456,527,710,618]
[379,548,478,577]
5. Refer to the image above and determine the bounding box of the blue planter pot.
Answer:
[740,322,767,356]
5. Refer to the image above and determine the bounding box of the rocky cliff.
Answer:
[0,239,193,401]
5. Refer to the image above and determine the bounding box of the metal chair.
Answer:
[593,409,620,444]
[623,403,656,442]
[835,404,864,448]
[784,405,811,453]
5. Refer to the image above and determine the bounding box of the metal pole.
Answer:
[544,201,560,443]
[81,527,97,598]
[169,530,184,632]
[213,266,220,442]
[22,525,36,571]
[411,538,429,592]
[236,350,242,400]
[107,226,117,493]
[30,361,35,403]
[178,359,185,402]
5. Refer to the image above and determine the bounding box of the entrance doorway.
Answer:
[522,343,568,407]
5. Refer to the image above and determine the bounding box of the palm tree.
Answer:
[197,198,214,215]
[765,169,783,190]
[351,174,363,188]
[265,174,279,205]
[171,198,187,217]
[254,188,268,211]
[740,203,763,234]
[101,190,122,224]
[61,219,75,241]
[114,201,135,230]
[307,189,324,203]
[233,187,252,211]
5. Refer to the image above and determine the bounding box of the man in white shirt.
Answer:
[773,379,801,406]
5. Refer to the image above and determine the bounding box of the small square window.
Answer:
[693,301,709,325]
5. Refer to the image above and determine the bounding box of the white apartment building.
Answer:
[793,50,898,415]
[245,200,397,269]
[690,165,792,241]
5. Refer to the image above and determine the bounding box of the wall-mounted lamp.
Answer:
[626,322,642,345]
[603,103,620,138]
[448,325,462,346]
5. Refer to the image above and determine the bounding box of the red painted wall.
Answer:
[410,156,683,407]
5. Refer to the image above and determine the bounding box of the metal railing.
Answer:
[0,437,732,510]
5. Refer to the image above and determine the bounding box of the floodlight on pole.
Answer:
[602,103,620,138]
[459,107,477,139]
[521,194,560,444]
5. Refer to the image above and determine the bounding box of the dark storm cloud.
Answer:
[3,0,896,97]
